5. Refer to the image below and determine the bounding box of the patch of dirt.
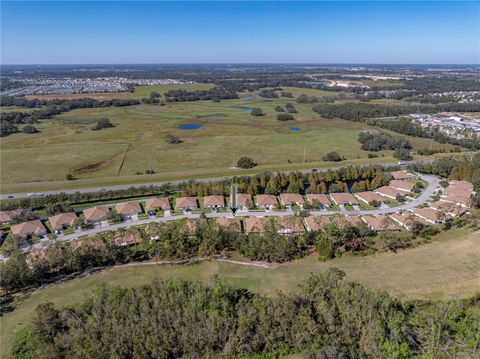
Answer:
[71,160,109,174]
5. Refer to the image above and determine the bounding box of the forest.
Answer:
[10,269,480,359]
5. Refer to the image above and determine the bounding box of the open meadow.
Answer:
[1,228,478,358]
[1,87,457,192]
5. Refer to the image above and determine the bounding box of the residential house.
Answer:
[303,216,332,232]
[329,193,358,206]
[334,215,363,228]
[439,193,472,209]
[203,195,225,209]
[0,209,22,224]
[244,217,269,234]
[353,191,384,206]
[276,216,304,235]
[116,202,142,220]
[413,207,448,224]
[374,186,405,200]
[48,212,77,234]
[10,220,47,239]
[83,206,110,225]
[305,194,331,208]
[175,197,198,211]
[389,180,414,193]
[388,212,428,230]
[279,193,305,208]
[255,195,278,209]
[445,180,474,194]
[145,197,171,215]
[429,200,468,217]
[362,215,400,232]
[216,217,242,232]
[235,193,253,210]
[390,171,415,180]
[114,230,141,246]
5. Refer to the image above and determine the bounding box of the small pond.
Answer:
[198,114,225,119]
[178,123,203,130]
[232,105,254,111]
[243,95,255,99]
[289,127,301,131]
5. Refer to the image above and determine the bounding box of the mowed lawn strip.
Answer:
[1,228,479,358]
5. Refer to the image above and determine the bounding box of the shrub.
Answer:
[237,156,257,169]
[393,148,413,161]
[91,118,114,131]
[277,114,295,121]
[165,134,182,144]
[65,173,75,181]
[21,125,38,133]
[285,103,297,113]
[322,151,343,162]
[274,105,285,112]
[250,108,264,116]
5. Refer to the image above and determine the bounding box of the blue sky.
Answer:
[1,1,479,64]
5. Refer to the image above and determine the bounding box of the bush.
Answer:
[21,125,38,133]
[237,156,257,169]
[65,173,75,181]
[285,103,297,113]
[393,148,413,161]
[250,108,264,116]
[322,151,343,162]
[277,114,295,121]
[165,134,182,144]
[274,105,285,112]
[91,118,114,131]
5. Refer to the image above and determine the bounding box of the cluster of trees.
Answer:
[358,131,411,151]
[296,93,321,103]
[258,89,279,98]
[237,156,257,169]
[285,102,297,113]
[90,117,114,131]
[163,86,238,102]
[250,107,264,116]
[12,269,480,358]
[0,97,140,137]
[165,134,182,144]
[322,151,344,162]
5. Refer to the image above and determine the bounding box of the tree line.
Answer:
[163,86,238,102]
[11,269,480,358]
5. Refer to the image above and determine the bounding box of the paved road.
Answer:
[46,174,440,244]
[1,160,433,200]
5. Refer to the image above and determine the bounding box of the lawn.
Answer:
[1,90,458,193]
[1,228,479,358]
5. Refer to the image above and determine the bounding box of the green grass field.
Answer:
[1,87,457,192]
[1,228,478,358]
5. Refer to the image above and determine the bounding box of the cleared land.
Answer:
[1,228,478,358]
[1,88,457,191]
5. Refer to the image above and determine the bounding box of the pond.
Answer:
[243,95,255,99]
[178,123,203,130]
[198,114,225,119]
[289,127,301,131]
[232,105,254,111]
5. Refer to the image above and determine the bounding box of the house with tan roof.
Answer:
[216,217,242,232]
[114,230,141,246]
[276,216,304,235]
[374,186,405,200]
[439,193,472,208]
[0,210,22,224]
[244,217,269,234]
[329,192,358,206]
[362,215,400,232]
[255,195,278,209]
[145,197,170,214]
[389,180,414,193]
[388,212,428,230]
[446,180,474,193]
[48,212,77,233]
[391,170,415,180]
[83,206,110,225]
[334,215,363,228]
[279,193,305,208]
[353,191,384,206]
[413,207,448,224]
[203,195,225,209]
[10,220,47,239]
[175,197,198,211]
[115,202,142,220]
[429,200,468,217]
[305,194,331,208]
[235,193,253,209]
[303,216,332,232]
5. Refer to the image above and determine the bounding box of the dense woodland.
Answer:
[10,270,480,359]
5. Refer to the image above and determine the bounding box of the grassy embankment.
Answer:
[1,227,479,358]
[1,85,458,193]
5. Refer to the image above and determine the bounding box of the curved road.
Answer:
[51,174,440,243]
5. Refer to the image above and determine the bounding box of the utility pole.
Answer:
[303,148,306,163]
